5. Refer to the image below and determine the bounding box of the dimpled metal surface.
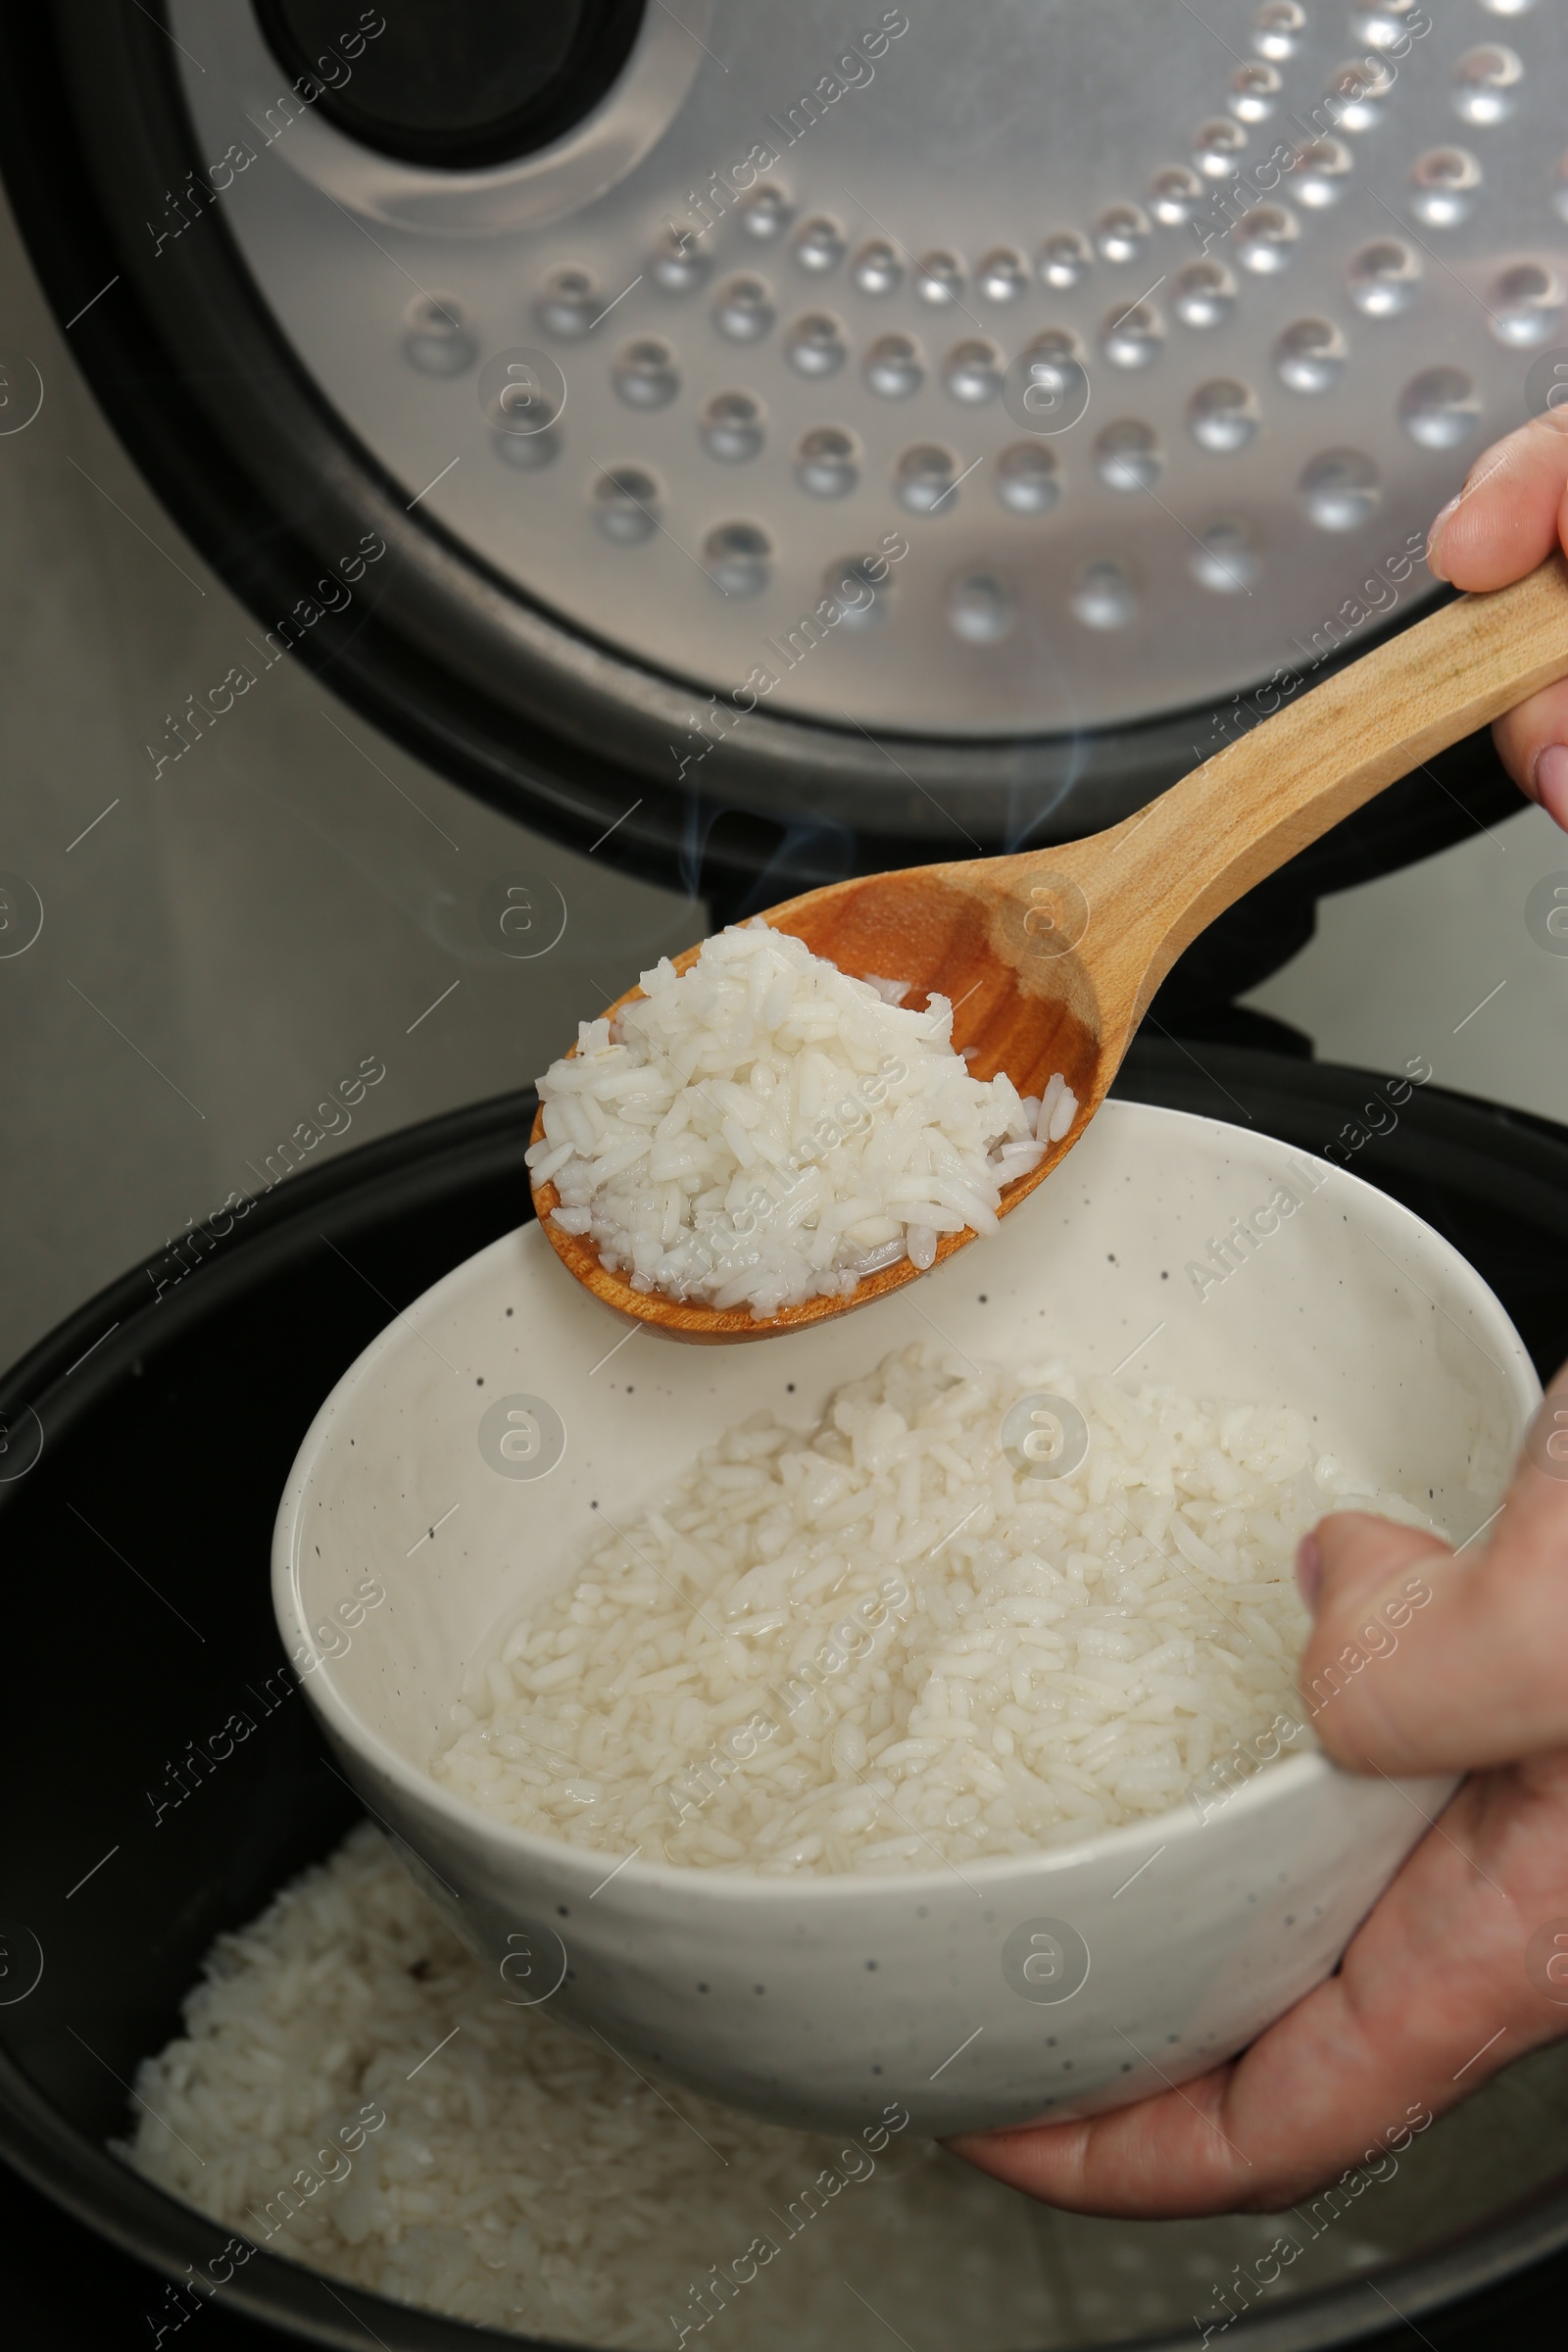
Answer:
[174,0,1567,736]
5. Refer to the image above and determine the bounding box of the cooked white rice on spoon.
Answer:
[527,922,1075,1319]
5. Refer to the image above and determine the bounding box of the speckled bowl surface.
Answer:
[273,1101,1537,2134]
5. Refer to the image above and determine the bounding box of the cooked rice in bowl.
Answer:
[430,1341,1438,1874]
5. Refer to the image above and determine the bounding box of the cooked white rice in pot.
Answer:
[527,923,1076,1319]
[431,1342,1436,1873]
[124,1827,1044,2349]
[123,1826,1413,2349]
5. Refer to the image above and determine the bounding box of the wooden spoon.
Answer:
[532,556,1568,1342]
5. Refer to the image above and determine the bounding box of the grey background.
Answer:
[0,181,1564,1373]
[0,182,698,1370]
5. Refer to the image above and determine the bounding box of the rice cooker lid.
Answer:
[6,0,1565,877]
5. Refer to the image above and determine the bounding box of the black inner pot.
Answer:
[3,1043,1568,2351]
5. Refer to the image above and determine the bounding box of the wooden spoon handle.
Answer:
[1068,554,1568,1019]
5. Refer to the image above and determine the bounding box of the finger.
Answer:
[948,2061,1261,2220]
[951,1757,1568,2219]
[1426,413,1568,590]
[1426,412,1568,828]
[1298,1374,1568,1775]
[1492,688,1568,833]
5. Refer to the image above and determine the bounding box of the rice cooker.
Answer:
[1,4,1567,2343]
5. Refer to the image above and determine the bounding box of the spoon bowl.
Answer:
[534,558,1568,1339]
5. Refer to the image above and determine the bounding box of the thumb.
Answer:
[1297,1515,1456,1773]
[1492,684,1568,836]
[1298,1376,1568,1774]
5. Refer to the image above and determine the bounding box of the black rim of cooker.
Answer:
[0,2,1523,922]
[2,1045,1567,2349]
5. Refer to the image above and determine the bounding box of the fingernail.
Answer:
[1425,495,1461,581]
[1535,744,1568,832]
[1296,1533,1323,1612]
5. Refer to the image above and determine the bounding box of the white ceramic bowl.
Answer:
[273,1102,1537,2136]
